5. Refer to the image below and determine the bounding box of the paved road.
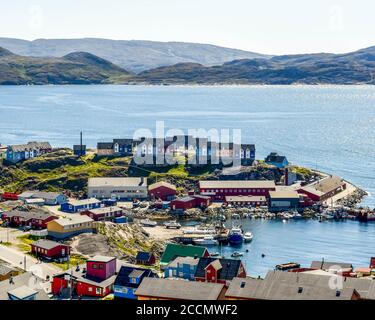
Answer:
[0,244,60,280]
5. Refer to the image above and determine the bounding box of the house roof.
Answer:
[225,277,356,300]
[149,181,177,191]
[195,258,243,281]
[88,256,116,263]
[9,142,52,153]
[310,261,353,270]
[265,153,288,164]
[7,285,38,300]
[225,195,267,202]
[68,198,101,206]
[50,214,93,227]
[312,176,346,194]
[264,270,375,300]
[0,264,16,276]
[88,177,147,188]
[0,272,49,300]
[32,239,66,250]
[97,142,114,150]
[136,251,153,262]
[199,180,276,189]
[113,138,134,145]
[114,266,157,288]
[3,210,55,221]
[167,256,200,268]
[160,244,208,265]
[172,196,196,203]
[135,278,225,300]
[84,206,122,216]
[269,190,301,199]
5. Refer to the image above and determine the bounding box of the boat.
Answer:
[193,236,218,246]
[358,211,375,222]
[163,221,181,229]
[232,213,241,219]
[243,232,253,242]
[292,212,303,220]
[209,252,220,257]
[183,227,216,235]
[231,251,244,258]
[276,262,301,271]
[228,226,243,245]
[140,219,157,227]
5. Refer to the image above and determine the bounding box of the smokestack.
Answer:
[80,131,83,156]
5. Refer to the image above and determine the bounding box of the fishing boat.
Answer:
[243,232,254,242]
[209,252,220,257]
[275,262,301,271]
[140,219,157,227]
[292,212,303,220]
[228,226,243,245]
[193,236,218,246]
[231,251,244,258]
[163,221,182,229]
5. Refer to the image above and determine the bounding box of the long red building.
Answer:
[199,180,276,201]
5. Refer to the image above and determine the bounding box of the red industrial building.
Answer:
[31,240,70,260]
[298,176,346,202]
[52,256,117,298]
[170,195,211,211]
[149,181,177,201]
[199,180,276,201]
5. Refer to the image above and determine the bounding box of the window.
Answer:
[92,264,97,269]
[88,287,93,292]
[96,287,101,295]
[99,264,104,269]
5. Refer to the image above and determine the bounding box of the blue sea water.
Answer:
[0,85,375,276]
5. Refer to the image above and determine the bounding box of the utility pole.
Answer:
[24,255,27,271]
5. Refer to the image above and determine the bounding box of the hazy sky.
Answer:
[1,0,374,54]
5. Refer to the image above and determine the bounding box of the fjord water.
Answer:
[1,85,375,276]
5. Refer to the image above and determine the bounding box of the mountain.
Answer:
[0,48,131,85]
[133,47,375,85]
[0,38,270,73]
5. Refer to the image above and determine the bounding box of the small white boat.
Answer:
[140,219,157,227]
[243,232,254,242]
[232,213,241,219]
[163,221,181,229]
[210,252,220,257]
[231,251,244,258]
[193,236,218,246]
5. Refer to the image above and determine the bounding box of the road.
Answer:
[0,244,60,280]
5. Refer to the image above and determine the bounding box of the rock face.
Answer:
[71,222,166,263]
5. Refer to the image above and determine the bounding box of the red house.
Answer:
[2,211,57,229]
[31,239,70,260]
[370,257,375,269]
[52,255,117,298]
[149,181,177,201]
[170,195,211,211]
[0,192,19,201]
[195,258,246,284]
[199,180,276,201]
[80,206,123,221]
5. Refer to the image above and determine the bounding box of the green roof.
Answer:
[160,244,208,265]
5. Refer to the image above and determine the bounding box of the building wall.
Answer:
[88,186,148,200]
[32,244,70,259]
[87,259,116,280]
[149,186,176,201]
[201,187,276,201]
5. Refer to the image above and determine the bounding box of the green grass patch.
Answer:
[52,254,87,271]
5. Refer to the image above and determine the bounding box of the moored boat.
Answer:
[140,218,157,227]
[228,226,243,245]
[164,220,182,229]
[231,251,244,258]
[243,232,253,242]
[193,236,218,246]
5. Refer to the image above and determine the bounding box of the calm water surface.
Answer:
[1,85,375,275]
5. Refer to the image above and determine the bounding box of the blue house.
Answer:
[265,152,289,168]
[6,142,52,163]
[164,256,200,281]
[60,198,101,213]
[73,145,86,157]
[114,266,158,300]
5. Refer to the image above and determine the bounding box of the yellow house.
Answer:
[47,214,94,240]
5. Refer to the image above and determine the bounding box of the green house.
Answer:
[160,244,209,268]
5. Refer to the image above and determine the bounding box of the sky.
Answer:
[0,0,375,55]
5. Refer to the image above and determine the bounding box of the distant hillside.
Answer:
[0,48,131,85]
[133,47,375,85]
[0,38,270,73]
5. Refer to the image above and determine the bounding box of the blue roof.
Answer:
[136,251,152,261]
[114,266,157,288]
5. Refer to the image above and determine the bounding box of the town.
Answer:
[0,136,374,301]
